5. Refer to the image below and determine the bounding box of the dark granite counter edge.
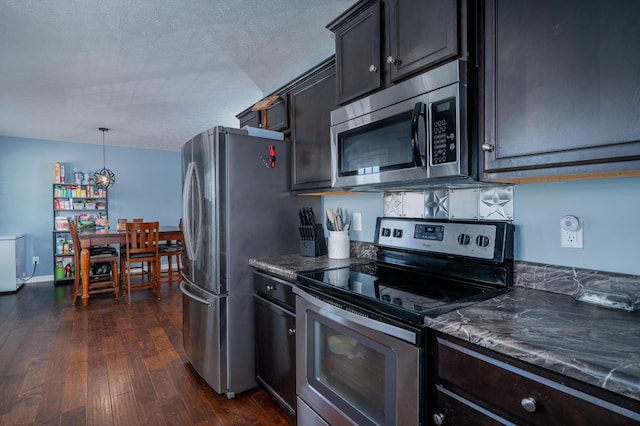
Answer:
[249,252,640,404]
[425,288,640,402]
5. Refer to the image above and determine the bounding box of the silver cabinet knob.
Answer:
[387,55,397,64]
[521,397,537,413]
[368,64,378,72]
[265,285,275,291]
[481,144,495,152]
[433,413,445,425]
[288,328,296,336]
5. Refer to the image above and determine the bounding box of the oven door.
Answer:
[295,288,422,426]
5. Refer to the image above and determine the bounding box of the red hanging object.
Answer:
[269,145,276,168]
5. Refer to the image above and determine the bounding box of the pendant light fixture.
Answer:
[94,127,116,188]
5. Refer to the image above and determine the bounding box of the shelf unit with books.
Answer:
[52,183,109,284]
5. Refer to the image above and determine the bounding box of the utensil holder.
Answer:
[328,231,350,259]
[299,224,327,257]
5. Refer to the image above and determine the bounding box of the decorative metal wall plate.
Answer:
[384,185,513,221]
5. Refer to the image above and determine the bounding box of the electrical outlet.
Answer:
[32,256,39,264]
[560,215,583,249]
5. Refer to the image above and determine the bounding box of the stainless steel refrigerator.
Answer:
[180,126,317,398]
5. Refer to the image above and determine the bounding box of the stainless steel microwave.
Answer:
[330,60,471,190]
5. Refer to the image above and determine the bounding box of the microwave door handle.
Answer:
[411,102,426,166]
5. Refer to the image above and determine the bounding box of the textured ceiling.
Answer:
[0,0,355,151]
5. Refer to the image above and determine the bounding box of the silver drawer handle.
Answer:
[368,64,377,72]
[288,328,296,336]
[387,55,397,64]
[481,143,495,152]
[266,285,275,291]
[521,396,537,413]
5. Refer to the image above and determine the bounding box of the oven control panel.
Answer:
[376,217,505,260]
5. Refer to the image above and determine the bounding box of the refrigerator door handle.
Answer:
[180,281,213,306]
[182,161,202,261]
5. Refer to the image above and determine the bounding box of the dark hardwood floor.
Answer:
[0,281,295,426]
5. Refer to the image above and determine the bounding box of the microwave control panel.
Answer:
[431,97,457,165]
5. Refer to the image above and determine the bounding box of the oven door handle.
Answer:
[294,287,419,345]
[411,102,426,167]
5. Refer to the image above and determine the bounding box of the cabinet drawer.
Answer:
[436,337,640,425]
[253,271,295,310]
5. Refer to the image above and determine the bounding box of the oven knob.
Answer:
[393,229,403,238]
[457,233,471,245]
[382,228,391,237]
[392,297,402,306]
[476,235,490,247]
[433,413,445,425]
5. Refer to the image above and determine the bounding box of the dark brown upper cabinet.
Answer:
[236,95,288,132]
[289,60,337,192]
[481,0,640,183]
[328,0,459,105]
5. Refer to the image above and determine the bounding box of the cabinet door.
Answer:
[262,95,288,132]
[334,0,382,104]
[387,0,458,82]
[289,65,337,192]
[237,109,260,129]
[436,335,640,425]
[237,97,288,132]
[482,0,640,182]
[254,296,296,415]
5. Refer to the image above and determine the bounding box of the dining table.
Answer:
[77,226,183,306]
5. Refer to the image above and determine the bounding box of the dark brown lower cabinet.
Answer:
[253,271,296,416]
[431,332,640,425]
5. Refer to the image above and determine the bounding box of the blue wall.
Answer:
[0,136,182,279]
[323,176,640,276]
[3,134,638,279]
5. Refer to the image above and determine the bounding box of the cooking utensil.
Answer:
[326,217,334,231]
[326,208,337,231]
[335,208,344,232]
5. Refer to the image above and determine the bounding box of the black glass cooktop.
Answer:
[297,262,508,327]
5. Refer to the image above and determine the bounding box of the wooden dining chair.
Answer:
[120,221,161,303]
[69,220,119,305]
[158,219,183,285]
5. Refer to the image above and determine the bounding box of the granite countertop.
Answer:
[249,253,374,281]
[249,254,640,404]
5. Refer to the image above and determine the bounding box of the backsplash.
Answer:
[383,185,514,220]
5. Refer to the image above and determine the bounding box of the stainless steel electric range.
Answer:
[294,217,514,426]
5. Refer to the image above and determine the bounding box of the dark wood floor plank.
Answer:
[33,381,64,425]
[136,400,167,426]
[0,391,39,425]
[111,391,141,426]
[60,405,87,425]
[0,281,294,426]
[87,375,113,426]
[106,350,133,397]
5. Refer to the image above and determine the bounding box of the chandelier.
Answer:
[94,127,116,188]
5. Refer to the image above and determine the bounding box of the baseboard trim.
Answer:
[23,262,180,285]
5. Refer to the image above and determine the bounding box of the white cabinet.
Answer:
[0,234,25,292]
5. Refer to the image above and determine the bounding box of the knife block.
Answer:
[299,224,327,257]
